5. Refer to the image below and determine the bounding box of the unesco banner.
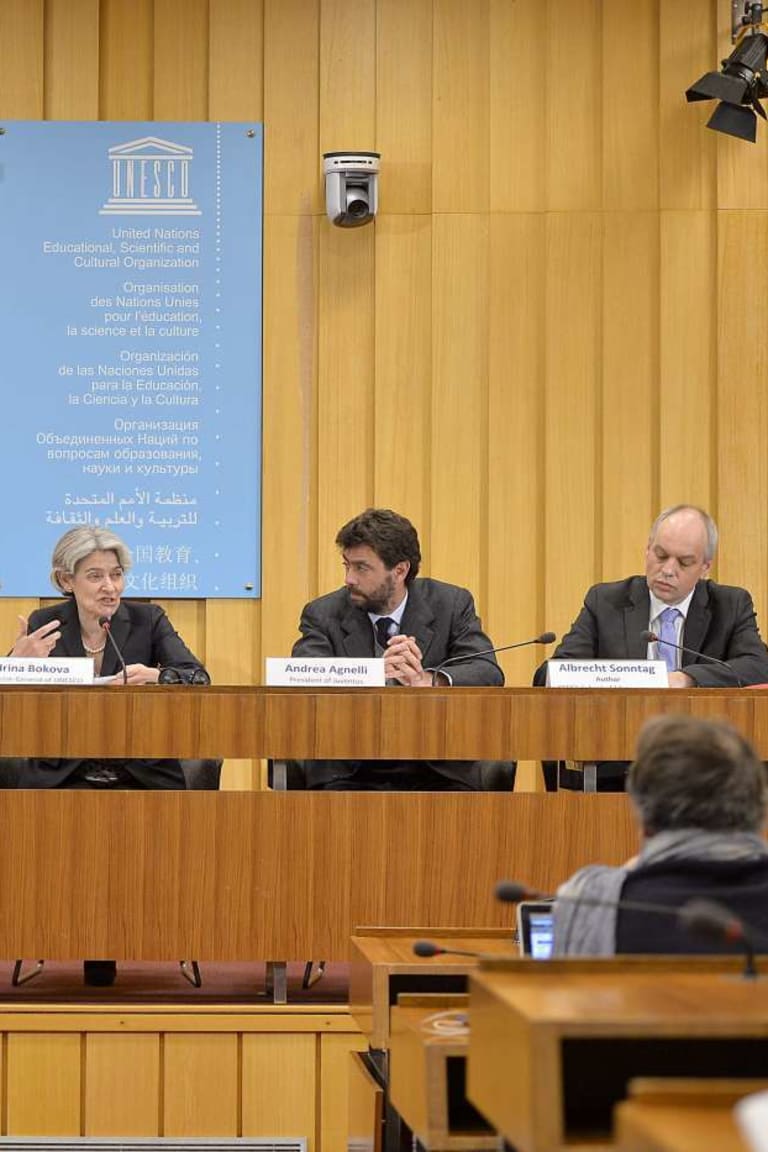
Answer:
[0,121,263,598]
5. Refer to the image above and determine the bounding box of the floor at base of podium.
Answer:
[0,961,350,1004]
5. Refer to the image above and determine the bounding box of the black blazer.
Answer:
[19,599,206,788]
[293,577,504,687]
[534,576,768,688]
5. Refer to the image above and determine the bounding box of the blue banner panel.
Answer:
[0,121,263,597]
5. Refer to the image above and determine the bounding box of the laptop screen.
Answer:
[517,901,555,959]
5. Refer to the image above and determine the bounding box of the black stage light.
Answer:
[686,5,768,142]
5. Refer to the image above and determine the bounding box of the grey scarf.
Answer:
[553,829,768,956]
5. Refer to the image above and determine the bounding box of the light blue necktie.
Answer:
[657,606,682,673]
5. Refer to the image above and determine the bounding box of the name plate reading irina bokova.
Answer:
[0,657,95,685]
[266,657,386,688]
[546,659,669,688]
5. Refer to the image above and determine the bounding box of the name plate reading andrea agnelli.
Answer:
[265,657,386,688]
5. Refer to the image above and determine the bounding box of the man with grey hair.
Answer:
[535,504,768,789]
[553,715,768,955]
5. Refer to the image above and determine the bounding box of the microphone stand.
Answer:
[431,633,556,687]
[99,616,128,685]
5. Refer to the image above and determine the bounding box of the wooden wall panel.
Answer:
[100,0,153,119]
[717,211,768,621]
[264,0,320,215]
[544,213,601,641]
[209,0,263,121]
[659,211,715,511]
[153,0,209,121]
[85,1033,160,1134]
[376,0,432,214]
[0,0,44,117]
[716,120,768,211]
[490,0,544,213]
[164,1032,239,1134]
[430,215,489,600]
[603,0,658,210]
[242,1033,317,1141]
[601,212,657,578]
[319,0,375,155]
[373,216,432,530]
[659,0,716,210]
[319,1033,370,1152]
[316,225,375,594]
[7,1033,81,1134]
[545,0,601,211]
[7,0,768,791]
[432,0,489,213]
[44,0,99,119]
[487,213,544,683]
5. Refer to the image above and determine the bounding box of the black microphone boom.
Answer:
[412,940,483,959]
[640,630,742,687]
[98,615,128,685]
[432,632,556,685]
[495,879,760,977]
[495,880,688,920]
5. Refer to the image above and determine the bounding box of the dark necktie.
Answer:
[375,617,397,651]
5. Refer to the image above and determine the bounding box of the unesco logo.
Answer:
[100,136,201,216]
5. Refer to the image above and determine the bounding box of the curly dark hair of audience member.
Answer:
[335,508,421,584]
[628,715,767,836]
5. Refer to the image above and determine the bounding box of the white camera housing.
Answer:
[323,151,380,228]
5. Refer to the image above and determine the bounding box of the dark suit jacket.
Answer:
[294,577,504,686]
[534,576,768,688]
[20,599,207,788]
[292,577,505,785]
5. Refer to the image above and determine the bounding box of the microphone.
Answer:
[496,880,759,977]
[413,940,484,959]
[431,632,557,686]
[640,629,742,688]
[98,615,128,685]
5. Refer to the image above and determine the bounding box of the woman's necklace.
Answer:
[82,637,106,655]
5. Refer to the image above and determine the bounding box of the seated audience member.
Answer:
[10,526,209,986]
[534,504,768,791]
[291,507,514,790]
[553,715,768,956]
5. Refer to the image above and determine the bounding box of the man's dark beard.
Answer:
[348,574,397,615]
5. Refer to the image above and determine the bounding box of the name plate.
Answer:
[266,657,386,688]
[546,659,669,688]
[0,657,95,685]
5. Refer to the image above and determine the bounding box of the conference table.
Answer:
[0,684,762,962]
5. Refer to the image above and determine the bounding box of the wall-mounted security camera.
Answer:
[323,151,380,228]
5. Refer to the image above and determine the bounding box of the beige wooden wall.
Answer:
[0,1003,364,1150]
[0,0,766,787]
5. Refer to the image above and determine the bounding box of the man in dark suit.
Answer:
[292,507,513,789]
[535,504,768,790]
